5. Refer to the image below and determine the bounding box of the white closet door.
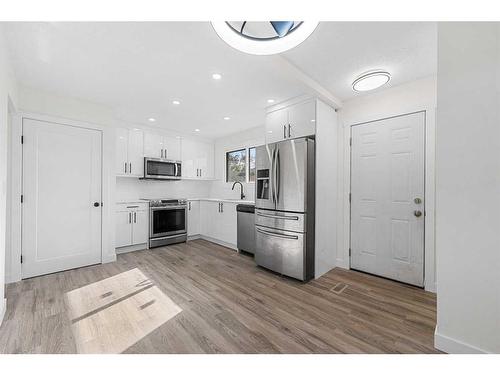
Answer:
[22,118,103,278]
[351,112,425,286]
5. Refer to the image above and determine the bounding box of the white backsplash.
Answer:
[116,177,211,201]
[209,180,255,202]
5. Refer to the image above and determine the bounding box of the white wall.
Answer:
[338,76,437,291]
[0,25,18,324]
[434,23,500,354]
[209,126,265,202]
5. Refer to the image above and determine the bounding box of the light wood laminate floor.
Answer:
[0,240,440,353]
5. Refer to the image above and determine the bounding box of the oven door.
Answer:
[150,206,187,238]
[144,158,181,179]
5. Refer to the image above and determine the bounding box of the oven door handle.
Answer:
[150,205,187,211]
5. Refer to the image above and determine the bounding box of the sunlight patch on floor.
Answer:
[65,268,182,354]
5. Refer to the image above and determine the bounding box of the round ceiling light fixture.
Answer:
[211,21,319,55]
[352,70,391,92]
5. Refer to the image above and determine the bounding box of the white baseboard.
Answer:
[434,326,490,353]
[336,257,350,270]
[0,298,6,327]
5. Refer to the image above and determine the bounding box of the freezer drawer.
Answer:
[255,225,306,280]
[255,209,306,233]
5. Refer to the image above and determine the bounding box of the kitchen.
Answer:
[1,19,499,357]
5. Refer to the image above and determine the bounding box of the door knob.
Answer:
[414,210,422,217]
[93,202,100,207]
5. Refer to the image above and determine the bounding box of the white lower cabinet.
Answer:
[187,200,200,236]
[198,200,237,248]
[115,203,149,251]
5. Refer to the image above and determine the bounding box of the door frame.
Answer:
[343,109,436,292]
[8,112,117,282]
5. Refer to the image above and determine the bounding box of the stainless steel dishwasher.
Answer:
[236,204,255,254]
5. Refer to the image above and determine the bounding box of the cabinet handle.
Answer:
[129,212,132,224]
[283,125,287,139]
[124,162,127,173]
[200,169,202,178]
[288,124,291,138]
[164,149,167,158]
[188,201,191,210]
[134,212,136,223]
[218,202,221,212]
[129,162,132,174]
[161,149,163,158]
[221,202,223,212]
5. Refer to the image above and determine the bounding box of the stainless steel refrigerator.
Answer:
[254,137,315,281]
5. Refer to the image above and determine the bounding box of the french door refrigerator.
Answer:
[254,137,315,281]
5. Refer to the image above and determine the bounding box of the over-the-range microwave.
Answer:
[142,157,182,180]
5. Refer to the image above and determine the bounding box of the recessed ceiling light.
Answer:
[212,73,222,80]
[267,99,275,104]
[194,129,200,132]
[310,119,316,123]
[176,136,182,139]
[223,116,231,120]
[352,70,391,92]
[172,100,180,105]
[148,118,156,122]
[268,130,273,134]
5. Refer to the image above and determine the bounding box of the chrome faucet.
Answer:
[231,181,246,200]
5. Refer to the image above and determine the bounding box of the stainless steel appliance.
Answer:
[254,137,315,281]
[237,204,255,254]
[144,198,187,248]
[143,157,182,180]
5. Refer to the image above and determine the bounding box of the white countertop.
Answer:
[117,198,254,205]
[187,198,255,205]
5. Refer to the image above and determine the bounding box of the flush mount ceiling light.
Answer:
[211,21,319,55]
[212,73,222,80]
[352,70,391,92]
[223,116,231,120]
[148,118,156,122]
[172,100,180,105]
[194,128,200,132]
[267,99,275,104]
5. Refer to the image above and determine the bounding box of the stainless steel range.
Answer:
[142,198,188,248]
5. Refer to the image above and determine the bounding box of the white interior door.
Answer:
[22,118,103,278]
[350,112,425,286]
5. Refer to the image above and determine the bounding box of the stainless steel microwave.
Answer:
[143,157,182,180]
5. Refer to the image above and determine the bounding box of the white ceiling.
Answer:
[4,22,437,139]
[283,22,437,101]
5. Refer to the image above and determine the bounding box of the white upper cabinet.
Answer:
[265,99,316,143]
[144,131,181,161]
[115,128,144,177]
[181,138,214,179]
[288,100,316,140]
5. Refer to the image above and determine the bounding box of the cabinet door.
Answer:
[144,131,163,158]
[200,200,219,237]
[287,100,316,139]
[116,210,132,248]
[181,138,198,178]
[197,142,214,179]
[163,136,181,161]
[219,202,237,246]
[265,108,288,144]
[131,210,149,245]
[115,128,129,175]
[128,129,144,177]
[187,200,200,236]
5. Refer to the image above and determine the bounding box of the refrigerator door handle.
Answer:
[275,148,281,205]
[271,147,276,205]
[256,227,299,240]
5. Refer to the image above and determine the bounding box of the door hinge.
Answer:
[21,194,23,203]
[349,248,351,256]
[349,137,352,146]
[20,255,23,264]
[21,135,24,144]
[349,193,351,203]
